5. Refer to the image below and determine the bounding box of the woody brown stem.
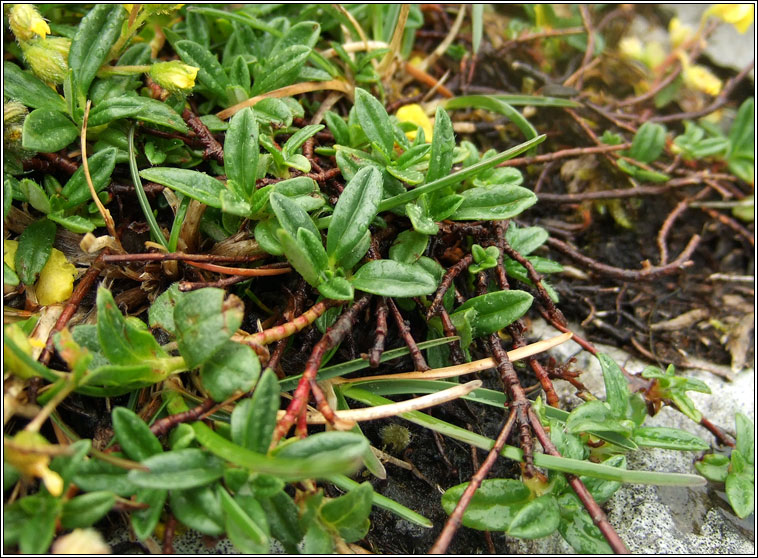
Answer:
[387,298,430,371]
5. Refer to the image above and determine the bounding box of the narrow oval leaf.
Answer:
[131,488,167,540]
[224,107,259,200]
[60,147,117,209]
[426,106,455,183]
[327,166,383,266]
[441,478,531,531]
[351,260,437,297]
[507,494,560,539]
[725,473,754,519]
[61,491,115,529]
[175,39,230,98]
[219,489,270,553]
[21,108,78,153]
[112,406,163,462]
[231,368,280,454]
[354,87,395,157]
[127,449,224,489]
[319,481,373,543]
[200,340,261,402]
[628,121,667,164]
[170,485,225,536]
[452,185,537,220]
[174,288,244,369]
[276,228,321,286]
[3,61,66,111]
[139,167,225,208]
[88,96,189,132]
[69,4,125,95]
[597,353,630,418]
[15,218,56,285]
[557,493,613,554]
[452,290,533,338]
[269,192,320,239]
[389,229,429,264]
[632,426,710,451]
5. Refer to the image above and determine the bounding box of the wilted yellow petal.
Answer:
[619,37,643,60]
[8,4,50,41]
[396,104,433,142]
[35,248,77,306]
[4,239,19,270]
[704,4,754,34]
[683,64,723,96]
[4,431,64,497]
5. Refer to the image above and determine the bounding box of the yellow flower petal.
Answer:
[4,431,64,497]
[4,239,19,270]
[395,104,433,142]
[704,4,754,34]
[668,17,694,48]
[8,4,50,41]
[35,248,77,306]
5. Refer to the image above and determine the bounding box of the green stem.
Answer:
[128,124,169,249]
[167,195,191,252]
[343,388,707,487]
[97,64,152,77]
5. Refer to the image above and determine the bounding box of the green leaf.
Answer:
[695,453,730,482]
[276,228,322,286]
[72,457,138,497]
[59,147,116,209]
[324,110,349,145]
[354,87,395,158]
[616,159,670,182]
[327,165,383,267]
[725,472,754,519]
[47,212,95,233]
[174,288,244,369]
[627,122,667,163]
[224,107,259,200]
[21,108,78,153]
[69,4,125,96]
[61,491,115,529]
[88,95,188,132]
[506,225,548,256]
[175,40,230,99]
[169,423,195,450]
[139,167,224,208]
[566,400,635,437]
[148,282,183,335]
[304,521,334,554]
[200,340,261,402]
[269,192,320,238]
[219,489,270,553]
[351,260,437,297]
[597,353,629,418]
[734,412,754,464]
[441,478,531,531]
[17,178,51,214]
[507,494,560,539]
[112,406,163,462]
[3,61,66,111]
[131,488,167,540]
[259,491,303,553]
[406,195,439,235]
[231,368,280,454]
[389,229,429,264]
[96,287,168,365]
[319,481,373,543]
[128,449,225,489]
[16,493,60,553]
[670,392,702,423]
[282,124,324,160]
[318,275,355,300]
[632,426,710,451]
[452,184,537,220]
[451,290,533,338]
[580,454,625,504]
[446,95,538,144]
[253,45,311,95]
[15,217,56,285]
[471,4,484,54]
[557,492,613,554]
[426,105,456,184]
[170,485,225,536]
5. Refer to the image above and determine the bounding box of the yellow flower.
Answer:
[619,37,643,61]
[395,104,433,142]
[8,4,50,42]
[21,37,70,84]
[4,431,64,497]
[703,4,754,33]
[683,63,723,96]
[668,17,694,48]
[148,60,199,93]
[36,248,77,306]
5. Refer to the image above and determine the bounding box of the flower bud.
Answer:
[668,17,694,49]
[21,37,70,84]
[396,103,433,142]
[683,63,723,96]
[148,60,199,93]
[8,4,50,42]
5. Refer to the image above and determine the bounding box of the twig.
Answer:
[182,107,224,163]
[427,254,473,320]
[163,514,176,554]
[273,295,371,443]
[185,261,291,276]
[178,275,249,292]
[546,235,701,281]
[429,409,518,554]
[528,408,630,554]
[234,299,341,347]
[387,297,430,371]
[103,252,267,264]
[509,322,561,407]
[563,5,595,90]
[698,206,755,246]
[150,398,215,437]
[497,143,629,168]
[369,297,389,368]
